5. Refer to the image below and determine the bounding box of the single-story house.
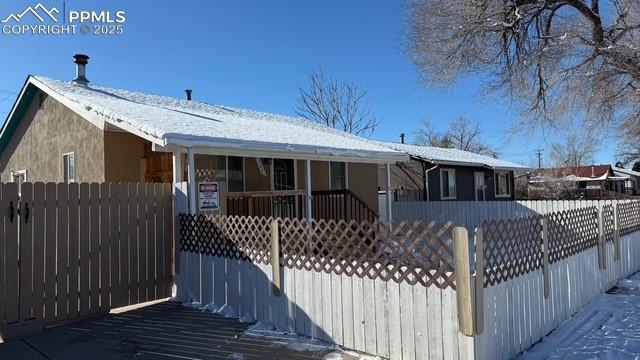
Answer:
[0,54,408,221]
[376,141,529,201]
[613,166,640,195]
[528,165,628,199]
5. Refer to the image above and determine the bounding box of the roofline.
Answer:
[1,76,407,164]
[408,155,529,171]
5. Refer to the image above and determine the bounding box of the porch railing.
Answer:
[226,189,378,222]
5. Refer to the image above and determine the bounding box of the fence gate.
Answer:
[0,182,174,330]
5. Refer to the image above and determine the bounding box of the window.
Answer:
[11,170,26,194]
[495,171,512,197]
[440,169,456,199]
[330,162,347,190]
[63,153,76,183]
[227,156,244,192]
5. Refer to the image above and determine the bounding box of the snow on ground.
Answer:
[182,300,378,359]
[520,272,640,359]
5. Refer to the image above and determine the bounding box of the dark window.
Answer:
[330,162,346,190]
[228,156,244,192]
[440,169,456,199]
[495,171,512,197]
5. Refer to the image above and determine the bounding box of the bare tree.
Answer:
[295,70,379,137]
[407,1,640,143]
[549,134,598,167]
[415,115,499,156]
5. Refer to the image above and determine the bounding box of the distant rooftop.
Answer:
[377,141,529,170]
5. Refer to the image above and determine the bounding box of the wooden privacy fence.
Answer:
[392,199,636,229]
[0,182,174,328]
[177,214,474,359]
[475,201,640,359]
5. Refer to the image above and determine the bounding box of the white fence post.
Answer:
[542,217,550,299]
[271,219,281,295]
[597,205,606,270]
[614,205,621,261]
[474,227,484,335]
[454,226,473,336]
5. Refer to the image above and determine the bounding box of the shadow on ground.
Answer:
[0,302,339,360]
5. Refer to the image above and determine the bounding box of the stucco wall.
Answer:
[0,90,105,183]
[348,162,379,212]
[104,131,146,182]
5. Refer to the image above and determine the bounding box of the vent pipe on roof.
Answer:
[400,133,405,144]
[72,54,90,85]
[592,166,595,177]
[185,89,193,101]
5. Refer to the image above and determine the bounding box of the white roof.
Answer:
[378,141,528,170]
[21,76,407,163]
[614,167,640,178]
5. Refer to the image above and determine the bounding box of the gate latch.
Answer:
[24,203,30,223]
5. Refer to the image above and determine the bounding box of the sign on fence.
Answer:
[198,182,220,211]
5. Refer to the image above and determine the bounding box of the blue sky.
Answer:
[0,0,618,167]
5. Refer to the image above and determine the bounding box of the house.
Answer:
[528,165,629,199]
[0,55,408,221]
[613,166,640,195]
[377,142,528,201]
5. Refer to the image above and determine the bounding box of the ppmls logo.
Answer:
[1,2,126,36]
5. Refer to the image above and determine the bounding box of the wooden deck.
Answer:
[0,302,341,359]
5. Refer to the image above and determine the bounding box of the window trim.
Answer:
[439,168,457,200]
[328,161,348,191]
[494,170,512,198]
[10,169,27,183]
[63,152,76,184]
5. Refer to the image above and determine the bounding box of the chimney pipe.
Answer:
[72,54,90,85]
[400,133,405,144]
[185,89,193,101]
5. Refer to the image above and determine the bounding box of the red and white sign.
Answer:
[198,182,219,211]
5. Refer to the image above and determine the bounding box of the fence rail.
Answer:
[0,182,174,327]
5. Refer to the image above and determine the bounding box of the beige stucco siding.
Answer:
[104,131,146,182]
[348,162,379,213]
[0,90,105,183]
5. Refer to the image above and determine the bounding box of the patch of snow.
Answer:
[239,312,255,323]
[217,304,236,318]
[244,321,339,353]
[226,353,245,360]
[520,271,640,359]
[324,350,382,360]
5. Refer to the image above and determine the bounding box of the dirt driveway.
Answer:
[0,302,343,360]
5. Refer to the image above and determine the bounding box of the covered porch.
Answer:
[147,144,402,222]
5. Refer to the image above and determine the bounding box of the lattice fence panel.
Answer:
[546,207,598,263]
[482,216,543,287]
[619,202,640,236]
[180,214,457,289]
[179,214,273,264]
[602,205,614,242]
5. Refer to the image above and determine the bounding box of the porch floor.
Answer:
[0,302,346,360]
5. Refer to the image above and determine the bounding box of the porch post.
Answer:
[386,163,393,222]
[306,159,312,222]
[187,148,197,215]
[172,152,183,187]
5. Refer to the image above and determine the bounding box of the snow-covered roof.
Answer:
[614,167,640,178]
[377,141,528,170]
[2,76,408,163]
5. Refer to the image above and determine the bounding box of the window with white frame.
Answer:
[11,170,26,194]
[495,171,512,197]
[63,152,76,183]
[330,162,347,190]
[440,169,456,199]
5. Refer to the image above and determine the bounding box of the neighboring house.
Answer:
[0,55,408,221]
[613,167,640,195]
[528,165,629,199]
[377,142,529,201]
